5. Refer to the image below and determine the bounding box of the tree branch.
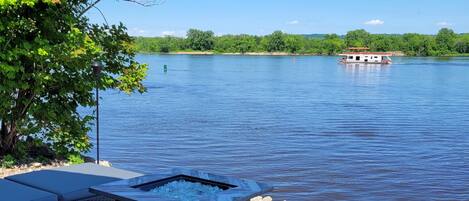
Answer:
[93,5,109,26]
[78,0,102,18]
[78,0,164,18]
[122,0,161,7]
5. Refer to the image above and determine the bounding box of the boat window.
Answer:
[374,56,378,58]
[355,56,360,61]
[348,56,353,59]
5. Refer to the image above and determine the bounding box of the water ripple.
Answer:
[85,55,469,201]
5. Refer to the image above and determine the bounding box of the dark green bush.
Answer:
[1,155,16,168]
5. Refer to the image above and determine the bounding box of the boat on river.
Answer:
[339,47,392,64]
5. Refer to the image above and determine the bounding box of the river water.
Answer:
[91,55,469,200]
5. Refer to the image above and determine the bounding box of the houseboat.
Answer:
[339,47,392,64]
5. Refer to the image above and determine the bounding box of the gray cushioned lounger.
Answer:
[0,179,58,201]
[6,163,143,201]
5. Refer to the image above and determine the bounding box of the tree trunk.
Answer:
[0,120,18,156]
[0,89,34,157]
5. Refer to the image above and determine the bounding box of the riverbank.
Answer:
[0,160,69,178]
[0,157,111,178]
[167,51,320,56]
[146,51,408,56]
[134,28,469,58]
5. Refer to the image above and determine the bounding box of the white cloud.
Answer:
[160,30,186,37]
[128,28,151,36]
[161,31,176,36]
[287,20,300,25]
[364,19,384,26]
[437,22,452,27]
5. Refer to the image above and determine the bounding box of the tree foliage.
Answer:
[214,35,259,53]
[186,29,215,51]
[321,34,345,55]
[264,31,286,52]
[0,0,148,157]
[436,28,457,54]
[455,34,469,53]
[134,28,469,57]
[345,29,371,48]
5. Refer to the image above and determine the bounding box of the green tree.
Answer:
[402,33,422,56]
[402,33,437,56]
[158,36,185,53]
[214,35,258,53]
[132,28,468,57]
[134,37,161,52]
[369,35,401,52]
[455,35,469,53]
[0,0,148,156]
[302,39,322,54]
[264,31,286,52]
[186,29,215,51]
[321,34,345,55]
[284,35,302,53]
[214,35,236,53]
[158,39,171,53]
[235,35,258,53]
[345,29,371,47]
[436,28,457,54]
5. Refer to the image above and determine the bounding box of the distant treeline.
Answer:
[134,28,469,56]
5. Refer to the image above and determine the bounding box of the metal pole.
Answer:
[92,61,102,165]
[96,81,99,164]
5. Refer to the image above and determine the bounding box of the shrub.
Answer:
[13,141,29,161]
[35,156,50,164]
[67,154,84,165]
[1,155,17,168]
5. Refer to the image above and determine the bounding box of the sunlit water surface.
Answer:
[87,55,469,200]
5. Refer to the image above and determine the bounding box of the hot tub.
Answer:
[89,168,273,201]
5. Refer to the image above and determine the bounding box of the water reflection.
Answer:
[96,55,469,201]
[342,63,391,85]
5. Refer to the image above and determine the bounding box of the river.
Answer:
[89,55,469,200]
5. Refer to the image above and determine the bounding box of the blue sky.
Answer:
[87,0,469,37]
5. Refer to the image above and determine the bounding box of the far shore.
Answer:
[139,51,469,57]
[169,51,320,56]
[143,51,409,56]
